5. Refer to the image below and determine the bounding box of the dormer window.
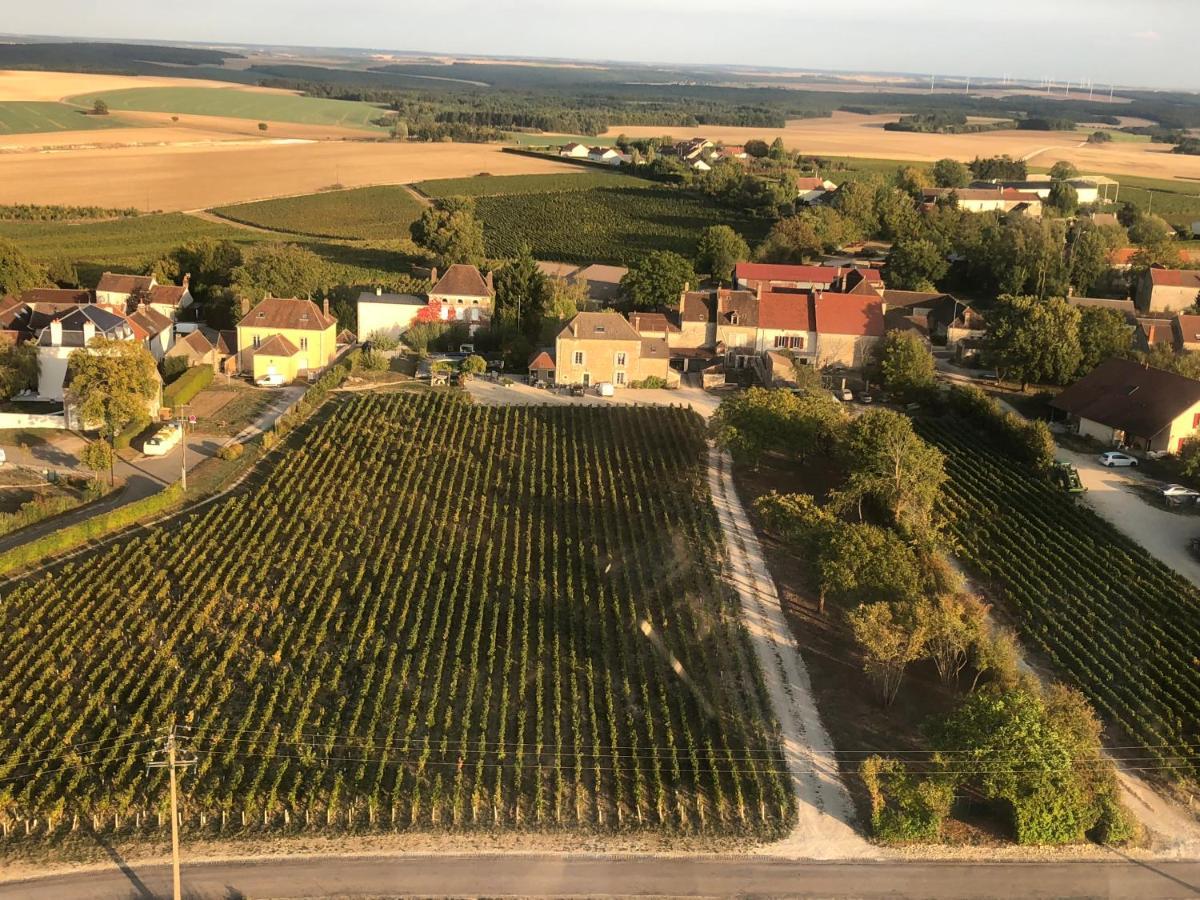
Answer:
[596,326,606,334]
[730,312,740,325]
[256,312,265,319]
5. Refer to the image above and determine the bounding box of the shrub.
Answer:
[163,365,214,411]
[113,417,149,451]
[161,355,189,384]
[218,442,245,461]
[860,756,953,842]
[629,375,669,389]
[262,431,278,450]
[461,354,487,376]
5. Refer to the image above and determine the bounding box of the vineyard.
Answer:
[0,394,792,839]
[415,170,648,199]
[474,186,771,264]
[918,416,1200,779]
[212,186,427,241]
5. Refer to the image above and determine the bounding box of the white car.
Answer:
[1160,484,1200,499]
[1099,451,1138,468]
[832,388,853,402]
[256,373,285,387]
[143,423,182,457]
[595,382,615,398]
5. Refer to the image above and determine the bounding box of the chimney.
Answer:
[756,283,763,302]
[375,285,383,296]
[49,319,63,347]
[430,267,438,285]
[82,320,96,346]
[323,297,330,318]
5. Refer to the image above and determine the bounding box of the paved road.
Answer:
[6,853,1200,899]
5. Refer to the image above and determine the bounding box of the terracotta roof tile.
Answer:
[255,334,300,356]
[431,264,493,298]
[96,272,154,294]
[240,297,336,332]
[1149,268,1200,289]
[758,291,814,331]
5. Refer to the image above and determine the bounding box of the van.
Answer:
[596,382,615,398]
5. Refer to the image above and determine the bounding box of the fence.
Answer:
[0,411,66,430]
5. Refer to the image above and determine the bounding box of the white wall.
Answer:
[37,347,72,401]
[1079,417,1117,445]
[0,412,66,430]
[357,300,424,341]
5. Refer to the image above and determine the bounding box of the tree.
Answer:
[695,225,749,284]
[711,386,847,470]
[0,239,46,297]
[461,354,486,376]
[755,214,823,264]
[92,99,109,116]
[1046,181,1079,216]
[0,341,37,400]
[830,178,880,238]
[860,755,954,842]
[1067,224,1118,296]
[848,601,928,707]
[1049,160,1079,180]
[744,139,769,158]
[1077,307,1131,373]
[231,243,326,302]
[895,165,931,199]
[985,294,1082,389]
[931,158,969,188]
[80,439,113,482]
[876,330,936,400]
[620,251,695,311]
[918,593,987,687]
[875,186,922,242]
[839,408,946,534]
[969,623,1022,692]
[884,238,948,291]
[816,523,924,613]
[768,136,787,161]
[493,243,550,337]
[66,338,159,485]
[968,155,1026,181]
[410,196,486,266]
[1128,213,1174,248]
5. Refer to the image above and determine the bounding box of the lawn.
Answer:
[65,87,392,131]
[0,393,791,840]
[211,186,426,241]
[0,101,132,135]
[474,185,772,263]
[416,169,650,198]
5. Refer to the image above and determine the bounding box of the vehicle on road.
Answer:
[856,390,873,404]
[596,382,615,398]
[1051,461,1087,493]
[832,387,852,402]
[1160,483,1200,500]
[1099,451,1138,468]
[256,373,285,387]
[143,423,182,457]
[569,384,585,397]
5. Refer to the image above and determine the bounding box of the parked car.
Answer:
[1099,451,1138,468]
[832,387,852,402]
[596,382,615,398]
[1160,484,1200,500]
[856,390,873,404]
[144,423,182,457]
[569,384,586,397]
[256,372,285,387]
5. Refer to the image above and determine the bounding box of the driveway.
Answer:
[1057,446,1200,587]
[464,374,724,419]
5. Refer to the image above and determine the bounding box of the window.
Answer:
[300,337,308,351]
[615,371,626,385]
[615,351,627,367]
[573,351,585,366]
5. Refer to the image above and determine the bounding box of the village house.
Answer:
[587,146,626,166]
[94,272,192,319]
[882,291,984,350]
[1135,266,1200,313]
[427,264,495,333]
[1051,357,1200,454]
[920,187,1043,217]
[1174,314,1200,352]
[164,328,237,375]
[126,306,175,361]
[558,142,590,158]
[356,288,428,342]
[796,177,838,204]
[733,262,882,293]
[553,310,676,388]
[970,177,1113,205]
[236,297,338,383]
[35,306,140,402]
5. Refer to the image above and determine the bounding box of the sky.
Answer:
[5,0,1198,91]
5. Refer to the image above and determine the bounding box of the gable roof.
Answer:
[18,288,91,305]
[528,349,556,370]
[641,338,670,360]
[36,305,133,347]
[96,272,154,295]
[1175,314,1200,344]
[1149,267,1200,289]
[168,330,215,358]
[217,330,237,355]
[573,263,628,285]
[128,306,173,338]
[628,311,680,334]
[357,291,426,306]
[814,293,885,337]
[558,311,641,342]
[148,284,187,307]
[255,334,301,356]
[431,264,493,298]
[240,297,336,332]
[680,290,717,324]
[795,177,833,191]
[717,289,758,328]
[1051,357,1200,438]
[758,291,814,331]
[734,263,882,286]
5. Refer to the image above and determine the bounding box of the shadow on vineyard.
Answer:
[0,393,794,847]
[917,415,1200,787]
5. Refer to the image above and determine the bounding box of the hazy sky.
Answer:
[6,0,1198,90]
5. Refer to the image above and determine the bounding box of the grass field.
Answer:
[0,101,130,135]
[416,170,649,198]
[505,132,614,148]
[67,86,392,131]
[212,186,426,240]
[474,185,771,263]
[0,393,791,840]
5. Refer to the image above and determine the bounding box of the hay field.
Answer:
[0,141,580,210]
[602,111,1200,182]
[0,70,289,102]
[0,101,129,135]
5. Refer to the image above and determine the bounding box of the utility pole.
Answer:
[148,723,195,900]
[176,404,191,493]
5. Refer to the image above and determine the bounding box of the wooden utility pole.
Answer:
[148,723,195,900]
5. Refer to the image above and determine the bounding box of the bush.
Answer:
[218,442,245,461]
[945,385,1054,471]
[462,354,487,376]
[629,375,669,389]
[163,365,214,411]
[113,417,149,451]
[860,756,953,842]
[161,356,189,384]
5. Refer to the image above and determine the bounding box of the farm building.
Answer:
[920,186,1043,216]
[558,142,589,158]
[1135,266,1200,313]
[733,262,882,292]
[95,272,192,319]
[356,289,427,342]
[428,265,495,333]
[553,311,676,388]
[1051,357,1200,454]
[236,297,338,383]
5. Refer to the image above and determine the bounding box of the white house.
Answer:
[94,272,193,319]
[559,142,590,158]
[357,288,428,342]
[796,177,838,204]
[588,147,626,166]
[35,306,139,402]
[126,306,175,361]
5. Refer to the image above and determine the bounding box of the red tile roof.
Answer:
[96,272,154,294]
[734,263,882,286]
[815,293,885,337]
[255,334,300,356]
[758,291,814,331]
[18,288,91,304]
[431,264,493,298]
[240,297,336,331]
[149,284,187,306]
[795,177,831,191]
[1149,268,1200,288]
[628,311,680,334]
[528,350,556,370]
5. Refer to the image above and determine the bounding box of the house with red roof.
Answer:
[1135,266,1200,313]
[796,177,838,204]
[733,262,882,293]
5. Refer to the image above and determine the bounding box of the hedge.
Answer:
[113,418,146,451]
[163,365,214,411]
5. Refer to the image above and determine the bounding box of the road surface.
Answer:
[5,853,1200,899]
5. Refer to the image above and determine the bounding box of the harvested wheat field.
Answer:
[0,140,581,210]
[0,69,291,102]
[604,111,1200,181]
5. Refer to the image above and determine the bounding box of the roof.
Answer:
[96,272,154,295]
[795,177,833,191]
[558,311,641,342]
[628,311,680,334]
[536,261,581,279]
[254,334,301,356]
[1149,268,1200,289]
[148,284,187,306]
[1108,247,1138,266]
[240,297,336,331]
[881,290,954,308]
[1176,315,1200,344]
[18,288,91,304]
[681,291,717,324]
[168,330,215,357]
[573,263,628,285]
[528,349,556,370]
[758,291,814,331]
[641,338,670,361]
[717,290,758,328]
[1137,320,1174,347]
[734,263,882,286]
[431,264,493,298]
[1067,296,1137,316]
[1051,357,1200,438]
[357,291,426,306]
[128,306,173,338]
[814,293,885,337]
[924,187,1042,203]
[36,305,132,347]
[217,330,237,355]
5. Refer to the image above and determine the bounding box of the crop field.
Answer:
[416,169,649,198]
[66,87,391,132]
[0,101,129,135]
[505,132,615,148]
[919,416,1200,777]
[0,393,791,839]
[212,186,427,240]
[476,186,771,264]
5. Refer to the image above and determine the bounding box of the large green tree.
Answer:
[1076,307,1131,374]
[711,386,847,469]
[931,158,969,188]
[620,250,695,311]
[493,243,551,338]
[1045,181,1079,217]
[985,294,1082,389]
[695,225,749,284]
[231,243,327,302]
[410,196,486,266]
[876,330,936,400]
[0,239,46,297]
[884,238,948,291]
[66,338,159,485]
[0,341,38,400]
[848,601,928,707]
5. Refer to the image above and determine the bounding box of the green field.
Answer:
[475,186,772,264]
[66,87,392,131]
[504,132,614,148]
[212,186,426,240]
[416,170,651,199]
[0,101,132,135]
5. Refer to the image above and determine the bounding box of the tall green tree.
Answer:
[695,225,749,284]
[66,338,159,485]
[768,136,788,161]
[830,178,880,238]
[231,243,326,302]
[985,294,1082,389]
[1076,307,1130,374]
[931,158,969,188]
[410,196,486,266]
[884,238,948,291]
[493,243,551,338]
[1048,160,1080,180]
[620,250,695,311]
[1046,181,1079,216]
[0,341,38,400]
[848,601,929,707]
[0,239,46,297]
[895,165,931,199]
[876,330,936,400]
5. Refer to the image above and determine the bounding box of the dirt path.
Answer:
[400,183,432,207]
[184,208,285,234]
[706,445,872,860]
